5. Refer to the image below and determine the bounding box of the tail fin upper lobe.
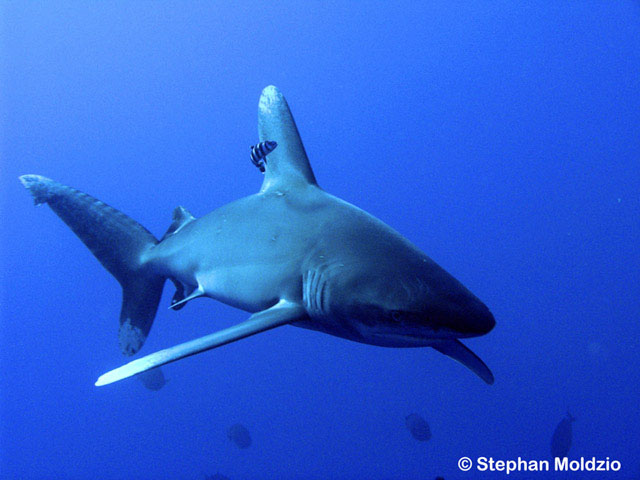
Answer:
[20,174,165,355]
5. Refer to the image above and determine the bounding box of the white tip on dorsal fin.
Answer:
[258,86,317,192]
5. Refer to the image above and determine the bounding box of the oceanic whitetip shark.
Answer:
[20,86,496,386]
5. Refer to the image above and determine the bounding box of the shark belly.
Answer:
[196,262,300,312]
[146,193,314,313]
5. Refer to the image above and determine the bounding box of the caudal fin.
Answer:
[20,174,165,355]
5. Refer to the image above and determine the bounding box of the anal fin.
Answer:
[432,339,494,385]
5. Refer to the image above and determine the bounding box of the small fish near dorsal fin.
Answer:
[161,206,195,241]
[258,86,317,192]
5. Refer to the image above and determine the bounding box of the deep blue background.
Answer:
[1,2,639,479]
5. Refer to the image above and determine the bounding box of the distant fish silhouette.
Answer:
[250,140,277,172]
[204,473,230,480]
[227,423,252,449]
[405,413,431,441]
[551,411,576,458]
[135,367,167,391]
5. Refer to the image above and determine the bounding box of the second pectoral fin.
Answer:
[432,339,494,385]
[96,300,306,386]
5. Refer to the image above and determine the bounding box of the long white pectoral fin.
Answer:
[95,300,306,387]
[432,339,495,385]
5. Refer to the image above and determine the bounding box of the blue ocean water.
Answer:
[1,2,639,479]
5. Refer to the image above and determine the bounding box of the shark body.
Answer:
[20,86,495,386]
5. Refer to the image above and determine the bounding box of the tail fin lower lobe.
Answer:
[20,175,165,355]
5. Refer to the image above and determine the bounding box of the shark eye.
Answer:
[391,310,403,323]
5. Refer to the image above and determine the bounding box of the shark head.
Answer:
[328,259,495,345]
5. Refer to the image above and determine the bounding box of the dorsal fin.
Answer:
[161,206,195,241]
[258,86,317,192]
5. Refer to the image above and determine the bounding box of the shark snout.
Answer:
[452,297,495,337]
[464,302,495,335]
[425,291,495,338]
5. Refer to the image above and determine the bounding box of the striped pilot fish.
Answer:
[250,141,278,173]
